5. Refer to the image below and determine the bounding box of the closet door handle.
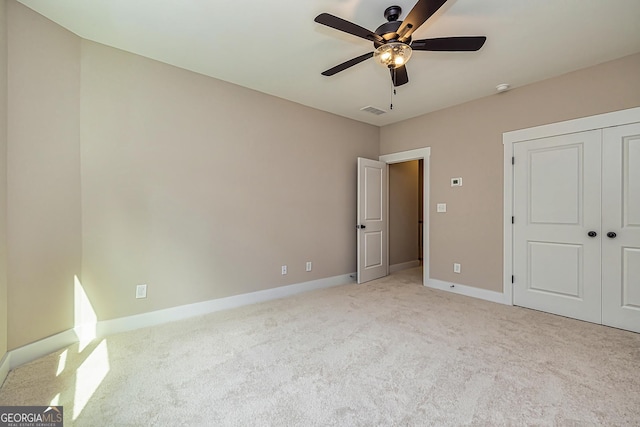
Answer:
[607,232,617,239]
[587,231,597,238]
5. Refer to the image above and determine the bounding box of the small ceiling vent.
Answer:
[360,105,387,115]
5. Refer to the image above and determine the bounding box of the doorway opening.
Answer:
[379,147,431,287]
[388,159,424,281]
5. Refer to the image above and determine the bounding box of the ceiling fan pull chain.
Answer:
[390,73,394,110]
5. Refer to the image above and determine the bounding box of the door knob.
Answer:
[607,231,617,238]
[587,231,597,237]
[356,224,366,229]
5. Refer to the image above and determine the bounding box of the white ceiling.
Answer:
[17,0,640,126]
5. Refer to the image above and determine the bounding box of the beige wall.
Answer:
[0,0,8,360]
[7,1,82,349]
[389,161,419,266]
[79,40,378,320]
[381,52,640,292]
[5,3,377,347]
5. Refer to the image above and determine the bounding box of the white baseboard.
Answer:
[8,328,78,370]
[426,278,509,305]
[5,273,356,371]
[389,260,421,273]
[0,352,10,387]
[97,273,354,337]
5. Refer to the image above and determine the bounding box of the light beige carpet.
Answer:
[1,268,639,425]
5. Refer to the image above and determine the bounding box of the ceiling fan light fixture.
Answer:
[374,42,412,69]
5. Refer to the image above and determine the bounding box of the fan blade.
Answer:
[315,13,384,44]
[397,0,448,42]
[390,65,409,87]
[321,52,374,76]
[412,36,487,51]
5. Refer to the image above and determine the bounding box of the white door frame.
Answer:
[503,106,640,305]
[379,147,431,286]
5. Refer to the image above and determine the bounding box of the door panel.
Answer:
[624,134,640,226]
[622,248,640,308]
[513,130,602,323]
[364,231,383,268]
[529,146,581,224]
[602,123,640,333]
[357,158,388,284]
[528,242,582,298]
[364,166,383,221]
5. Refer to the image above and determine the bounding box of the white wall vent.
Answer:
[360,105,387,115]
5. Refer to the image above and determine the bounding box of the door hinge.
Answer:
[511,275,514,284]
[511,216,514,224]
[511,156,515,165]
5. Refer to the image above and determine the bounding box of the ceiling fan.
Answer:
[314,0,486,87]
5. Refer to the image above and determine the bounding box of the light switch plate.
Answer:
[451,177,462,187]
[437,203,447,213]
[136,284,147,299]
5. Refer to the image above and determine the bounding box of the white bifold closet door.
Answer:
[513,123,640,333]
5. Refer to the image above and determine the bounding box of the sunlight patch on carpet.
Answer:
[73,339,110,420]
[56,349,68,377]
[49,393,60,406]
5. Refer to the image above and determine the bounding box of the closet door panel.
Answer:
[602,123,640,333]
[513,130,602,323]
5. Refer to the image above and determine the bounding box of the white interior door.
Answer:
[513,130,602,323]
[602,123,640,333]
[357,157,388,284]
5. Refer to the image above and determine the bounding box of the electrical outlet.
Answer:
[451,177,463,187]
[437,203,447,213]
[136,284,147,299]
[453,263,461,274]
[306,261,312,272]
[281,265,287,275]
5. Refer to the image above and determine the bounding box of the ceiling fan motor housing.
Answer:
[374,20,411,47]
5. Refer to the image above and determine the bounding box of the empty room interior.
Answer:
[0,0,639,424]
